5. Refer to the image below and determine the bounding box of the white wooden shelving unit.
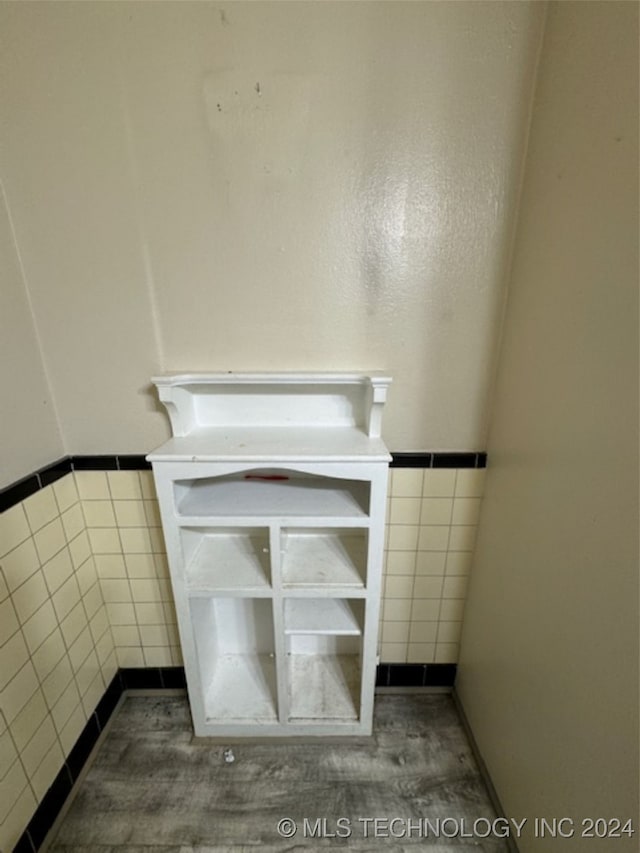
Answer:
[147,372,391,737]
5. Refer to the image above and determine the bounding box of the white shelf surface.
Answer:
[185,532,271,595]
[148,426,391,463]
[288,654,360,721]
[176,476,369,519]
[204,653,277,722]
[283,599,362,636]
[281,532,365,590]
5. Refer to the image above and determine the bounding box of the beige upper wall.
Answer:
[0,1,545,458]
[0,183,64,487]
[457,3,638,849]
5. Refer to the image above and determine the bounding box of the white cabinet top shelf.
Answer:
[147,372,392,463]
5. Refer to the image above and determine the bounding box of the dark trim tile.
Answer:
[375,664,390,687]
[26,764,73,849]
[38,457,73,487]
[70,455,118,471]
[432,453,478,469]
[12,832,35,853]
[94,672,123,731]
[66,714,101,782]
[425,663,457,687]
[379,662,457,688]
[390,453,433,469]
[476,452,487,468]
[387,664,426,687]
[117,455,152,470]
[160,666,187,689]
[120,667,163,690]
[0,475,40,514]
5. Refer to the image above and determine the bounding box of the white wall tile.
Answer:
[0,759,29,823]
[407,643,435,664]
[23,487,58,534]
[447,525,477,551]
[454,468,486,497]
[12,571,49,624]
[0,504,31,557]
[385,551,416,576]
[445,551,473,576]
[22,600,57,654]
[388,498,421,525]
[0,598,19,646]
[409,599,440,622]
[419,498,453,525]
[413,576,444,599]
[53,474,79,513]
[119,528,153,554]
[41,656,74,710]
[381,622,410,643]
[34,519,66,564]
[390,469,423,497]
[113,501,147,527]
[415,552,447,576]
[0,783,36,852]
[59,703,87,756]
[61,504,85,542]
[1,538,40,592]
[384,575,414,599]
[451,497,482,526]
[143,646,173,666]
[69,530,91,569]
[94,554,127,579]
[52,575,81,623]
[422,470,456,497]
[382,599,412,622]
[29,740,65,802]
[107,471,142,500]
[417,525,450,551]
[42,547,74,595]
[81,671,106,718]
[1,661,39,724]
[408,621,438,643]
[9,688,48,751]
[20,715,57,777]
[88,528,122,554]
[31,629,66,683]
[116,647,144,667]
[74,471,110,501]
[435,643,459,663]
[0,631,29,691]
[139,471,157,500]
[82,500,116,528]
[440,599,466,621]
[60,601,89,649]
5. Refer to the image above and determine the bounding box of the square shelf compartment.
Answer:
[181,527,271,594]
[286,634,361,722]
[190,598,277,722]
[281,529,367,591]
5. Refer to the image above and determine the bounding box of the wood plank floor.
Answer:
[48,693,510,852]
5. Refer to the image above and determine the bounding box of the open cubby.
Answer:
[190,597,277,722]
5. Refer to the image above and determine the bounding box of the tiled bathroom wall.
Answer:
[0,476,116,852]
[383,467,484,665]
[0,462,484,850]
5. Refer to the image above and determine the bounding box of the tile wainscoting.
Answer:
[0,453,485,851]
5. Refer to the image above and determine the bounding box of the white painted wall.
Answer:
[456,3,638,849]
[0,1,545,457]
[0,183,64,487]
